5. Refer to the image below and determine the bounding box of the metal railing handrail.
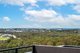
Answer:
[0,45,33,53]
[0,45,80,53]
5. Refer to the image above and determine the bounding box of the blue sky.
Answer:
[0,0,80,28]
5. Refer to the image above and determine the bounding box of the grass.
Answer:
[0,37,10,40]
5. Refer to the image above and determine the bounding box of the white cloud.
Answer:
[0,0,79,6]
[0,0,38,6]
[41,0,79,6]
[73,4,80,13]
[68,15,80,21]
[0,0,80,28]
[25,9,58,22]
[46,0,66,6]
[24,9,80,27]
[24,9,66,23]
[0,0,79,12]
[65,0,76,4]
[3,17,10,22]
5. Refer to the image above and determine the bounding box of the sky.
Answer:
[0,0,80,28]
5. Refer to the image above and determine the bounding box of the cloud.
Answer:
[40,0,79,6]
[73,4,80,13]
[0,0,38,6]
[0,0,80,28]
[24,9,80,27]
[24,9,58,22]
[24,9,65,23]
[68,15,80,21]
[45,0,66,6]
[0,0,79,6]
[3,17,10,22]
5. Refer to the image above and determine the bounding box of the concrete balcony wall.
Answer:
[33,45,80,53]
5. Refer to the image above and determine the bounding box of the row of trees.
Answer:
[0,35,80,49]
[0,30,80,49]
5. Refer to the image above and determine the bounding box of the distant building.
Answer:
[1,34,17,39]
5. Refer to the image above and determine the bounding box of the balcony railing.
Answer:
[0,46,33,53]
[0,45,80,53]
